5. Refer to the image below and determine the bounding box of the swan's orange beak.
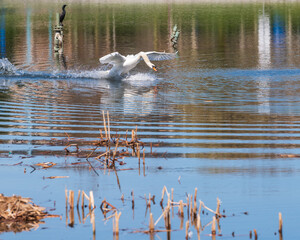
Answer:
[152,66,157,71]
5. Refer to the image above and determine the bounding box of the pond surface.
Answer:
[0,1,300,239]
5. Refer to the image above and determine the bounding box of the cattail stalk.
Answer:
[69,190,74,226]
[102,110,107,139]
[190,195,193,220]
[216,197,221,217]
[279,212,283,233]
[77,190,81,207]
[131,130,135,142]
[65,188,68,208]
[211,216,216,235]
[89,191,95,210]
[194,188,197,206]
[107,111,111,140]
[148,193,151,210]
[131,190,135,209]
[69,190,74,209]
[193,189,197,218]
[186,196,190,219]
[166,206,171,230]
[198,200,203,215]
[161,186,166,206]
[81,190,85,209]
[196,214,201,232]
[112,139,119,160]
[179,200,184,217]
[91,209,96,236]
[167,193,171,208]
[114,211,121,235]
[149,213,154,232]
[185,220,189,239]
[254,229,258,240]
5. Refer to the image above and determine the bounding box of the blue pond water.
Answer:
[1,1,300,239]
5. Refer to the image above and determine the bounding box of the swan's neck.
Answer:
[139,52,153,68]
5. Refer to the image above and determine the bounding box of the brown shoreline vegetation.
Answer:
[0,194,60,233]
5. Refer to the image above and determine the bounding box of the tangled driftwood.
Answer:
[0,194,59,233]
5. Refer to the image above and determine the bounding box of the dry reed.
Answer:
[149,213,154,232]
[254,229,258,240]
[185,220,189,239]
[211,216,216,235]
[279,212,283,233]
[62,178,278,239]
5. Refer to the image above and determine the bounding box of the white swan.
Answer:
[99,51,176,77]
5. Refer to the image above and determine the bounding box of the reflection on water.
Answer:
[1,2,300,70]
[26,8,32,66]
[258,7,271,69]
[0,9,6,58]
[257,6,271,114]
[1,1,300,240]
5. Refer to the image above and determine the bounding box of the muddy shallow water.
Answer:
[0,1,300,239]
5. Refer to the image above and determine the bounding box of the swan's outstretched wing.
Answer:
[99,52,126,65]
[145,51,177,61]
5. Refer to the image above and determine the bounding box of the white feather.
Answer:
[99,51,177,78]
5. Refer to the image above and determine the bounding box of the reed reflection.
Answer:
[0,9,6,58]
[272,11,287,66]
[48,12,53,62]
[2,2,300,71]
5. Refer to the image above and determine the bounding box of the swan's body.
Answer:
[99,51,176,78]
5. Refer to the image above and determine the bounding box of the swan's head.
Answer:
[151,64,157,72]
[141,52,157,71]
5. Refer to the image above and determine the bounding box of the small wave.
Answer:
[0,58,17,74]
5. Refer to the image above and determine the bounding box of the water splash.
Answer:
[0,58,159,83]
[0,63,110,81]
[0,58,17,74]
[63,69,110,79]
[123,72,158,86]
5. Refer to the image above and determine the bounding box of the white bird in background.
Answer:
[99,51,176,78]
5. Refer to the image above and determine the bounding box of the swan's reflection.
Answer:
[47,70,160,117]
[96,73,158,116]
[257,8,271,114]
